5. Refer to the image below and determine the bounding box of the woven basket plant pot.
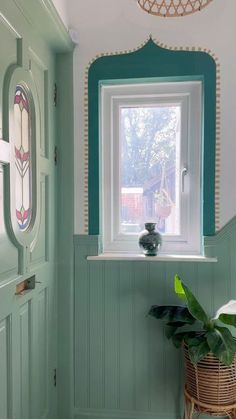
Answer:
[183,344,236,408]
[148,275,236,417]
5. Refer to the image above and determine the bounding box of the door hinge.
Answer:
[54,146,58,166]
[54,83,57,106]
[54,368,57,387]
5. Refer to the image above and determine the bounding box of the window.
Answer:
[14,84,32,231]
[101,81,202,255]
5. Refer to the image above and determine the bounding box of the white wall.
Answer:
[67,0,236,233]
[52,0,69,28]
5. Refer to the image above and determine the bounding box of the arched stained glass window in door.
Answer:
[14,85,32,231]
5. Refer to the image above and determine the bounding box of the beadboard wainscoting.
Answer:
[73,217,236,419]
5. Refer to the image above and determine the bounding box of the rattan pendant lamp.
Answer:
[137,0,213,17]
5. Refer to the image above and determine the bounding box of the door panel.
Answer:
[0,15,18,140]
[0,17,19,282]
[0,168,18,280]
[28,49,48,158]
[0,317,11,419]
[38,288,49,418]
[19,301,31,419]
[29,174,48,266]
[0,6,57,419]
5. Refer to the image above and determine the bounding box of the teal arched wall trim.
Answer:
[88,39,216,236]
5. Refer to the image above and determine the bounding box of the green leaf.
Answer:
[171,331,198,348]
[184,334,205,347]
[219,313,236,327]
[183,334,209,364]
[188,338,210,364]
[174,275,187,301]
[165,321,188,339]
[149,305,195,324]
[214,300,236,321]
[165,325,178,339]
[181,282,210,325]
[166,321,190,328]
[206,327,236,366]
[171,332,187,348]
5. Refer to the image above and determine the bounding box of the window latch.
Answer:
[181,167,188,193]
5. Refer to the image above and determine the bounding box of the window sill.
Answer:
[87,253,217,262]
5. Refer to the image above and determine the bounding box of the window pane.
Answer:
[120,106,181,235]
[14,85,32,231]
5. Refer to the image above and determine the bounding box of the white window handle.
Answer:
[181,167,188,193]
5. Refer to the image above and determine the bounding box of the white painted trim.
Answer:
[87,253,217,262]
[101,80,202,255]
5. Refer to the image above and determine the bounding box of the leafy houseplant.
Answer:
[149,275,236,366]
[154,189,172,219]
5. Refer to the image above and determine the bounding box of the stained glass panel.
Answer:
[14,85,32,231]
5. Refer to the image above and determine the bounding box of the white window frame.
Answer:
[100,81,202,255]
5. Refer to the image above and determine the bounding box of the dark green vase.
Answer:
[139,223,162,256]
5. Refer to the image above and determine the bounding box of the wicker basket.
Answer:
[137,0,213,18]
[183,344,236,407]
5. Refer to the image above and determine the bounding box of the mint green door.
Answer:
[0,5,57,419]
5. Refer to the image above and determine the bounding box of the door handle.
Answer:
[181,167,188,193]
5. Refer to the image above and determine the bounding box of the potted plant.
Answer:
[149,275,236,416]
[154,188,172,219]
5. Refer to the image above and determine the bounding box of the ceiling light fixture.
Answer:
[137,0,213,17]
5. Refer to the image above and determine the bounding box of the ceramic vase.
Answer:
[139,223,162,256]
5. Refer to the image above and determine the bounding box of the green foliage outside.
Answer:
[121,107,179,187]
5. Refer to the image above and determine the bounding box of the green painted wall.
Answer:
[88,40,216,236]
[73,217,236,419]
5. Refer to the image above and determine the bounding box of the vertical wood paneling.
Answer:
[89,261,105,408]
[164,262,179,303]
[133,262,149,411]
[104,261,119,409]
[119,262,135,410]
[0,318,10,419]
[149,262,165,413]
[196,262,214,315]
[19,303,31,419]
[213,235,231,311]
[176,262,198,295]
[229,234,236,299]
[74,219,236,419]
[162,262,182,417]
[74,242,90,408]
